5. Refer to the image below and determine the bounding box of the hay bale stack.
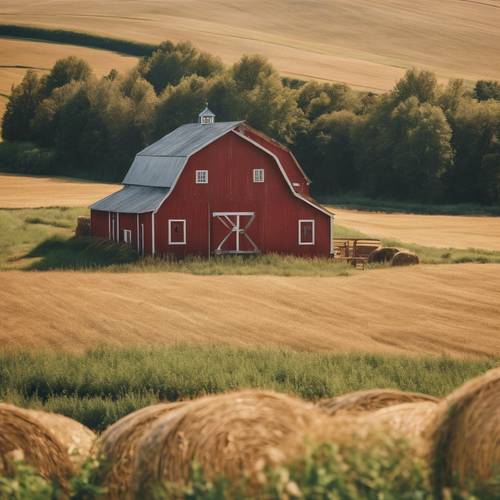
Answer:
[318,389,438,416]
[0,403,74,487]
[133,390,333,494]
[367,246,400,263]
[93,402,185,500]
[424,367,500,497]
[75,216,91,236]
[27,410,95,467]
[366,401,438,442]
[392,251,419,266]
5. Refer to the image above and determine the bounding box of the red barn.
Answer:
[90,108,333,257]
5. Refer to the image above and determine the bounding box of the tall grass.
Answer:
[0,346,496,430]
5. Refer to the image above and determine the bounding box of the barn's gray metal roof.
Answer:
[122,121,243,188]
[90,185,169,213]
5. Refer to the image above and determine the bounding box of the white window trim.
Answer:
[123,229,132,244]
[298,219,315,245]
[253,168,265,183]
[196,170,208,184]
[168,219,187,245]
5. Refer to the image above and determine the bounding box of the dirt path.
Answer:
[1,264,499,356]
[0,173,119,208]
[331,207,500,251]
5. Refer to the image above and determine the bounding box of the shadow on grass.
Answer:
[25,236,138,270]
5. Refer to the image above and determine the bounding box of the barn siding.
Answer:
[154,132,331,257]
[242,127,310,197]
[90,210,109,239]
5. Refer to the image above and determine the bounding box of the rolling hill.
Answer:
[1,264,499,356]
[1,0,499,93]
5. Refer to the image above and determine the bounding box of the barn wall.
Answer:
[154,131,331,258]
[90,210,109,239]
[241,127,310,197]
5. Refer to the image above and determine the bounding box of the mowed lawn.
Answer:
[330,207,500,252]
[2,0,500,91]
[0,173,119,208]
[1,264,500,357]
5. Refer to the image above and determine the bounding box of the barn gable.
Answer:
[122,121,243,188]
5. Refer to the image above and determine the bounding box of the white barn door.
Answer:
[212,212,259,255]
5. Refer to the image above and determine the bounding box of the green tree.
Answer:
[2,70,42,141]
[41,56,92,97]
[139,41,223,94]
[297,81,359,120]
[447,99,500,202]
[307,110,364,194]
[474,80,500,101]
[393,68,438,104]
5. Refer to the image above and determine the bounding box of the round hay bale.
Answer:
[0,403,74,487]
[367,246,400,263]
[366,401,438,442]
[318,389,438,416]
[424,367,500,497]
[391,251,419,266]
[93,402,185,500]
[133,390,333,495]
[27,410,95,468]
[75,216,91,236]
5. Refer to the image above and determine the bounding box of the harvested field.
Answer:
[1,264,499,356]
[2,1,500,91]
[331,207,500,252]
[0,173,118,208]
[0,38,137,121]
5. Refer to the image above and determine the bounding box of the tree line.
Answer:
[2,40,500,204]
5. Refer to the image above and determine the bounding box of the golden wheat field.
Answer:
[331,207,500,252]
[1,0,499,91]
[0,173,119,208]
[0,38,137,121]
[1,264,499,356]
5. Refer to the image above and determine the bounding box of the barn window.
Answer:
[123,229,132,244]
[298,220,315,245]
[253,168,265,183]
[196,170,208,184]
[168,219,186,245]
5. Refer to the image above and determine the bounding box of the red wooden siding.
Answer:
[241,127,310,197]
[154,131,331,257]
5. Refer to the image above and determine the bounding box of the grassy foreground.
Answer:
[1,346,497,431]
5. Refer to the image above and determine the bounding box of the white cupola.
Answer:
[198,105,215,124]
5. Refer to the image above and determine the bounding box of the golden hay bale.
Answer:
[27,410,95,468]
[132,390,333,494]
[93,402,185,500]
[75,216,91,236]
[318,389,438,416]
[424,367,500,496]
[0,403,74,487]
[391,251,419,266]
[367,246,400,263]
[366,401,438,442]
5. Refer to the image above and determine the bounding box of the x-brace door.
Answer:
[212,212,260,254]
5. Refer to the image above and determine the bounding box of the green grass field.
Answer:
[2,208,500,272]
[1,346,497,431]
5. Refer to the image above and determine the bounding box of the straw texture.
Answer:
[0,403,74,487]
[133,390,332,495]
[318,389,438,416]
[424,367,500,497]
[93,402,185,500]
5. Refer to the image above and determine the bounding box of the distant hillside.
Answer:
[1,0,499,91]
